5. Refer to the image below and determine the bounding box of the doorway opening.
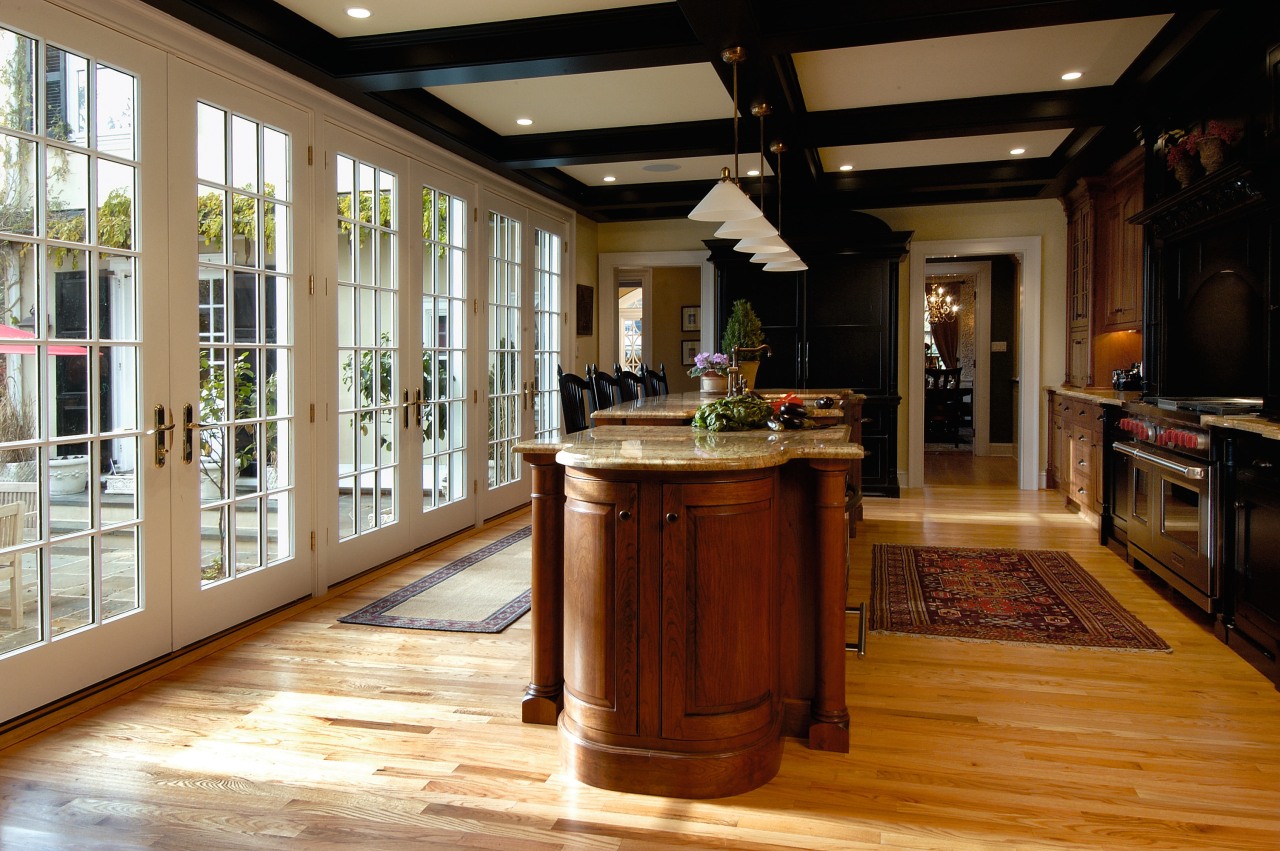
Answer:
[908,238,1041,491]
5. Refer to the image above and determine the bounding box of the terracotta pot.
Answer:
[738,360,761,390]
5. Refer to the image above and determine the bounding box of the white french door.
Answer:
[167,60,313,648]
[477,194,567,520]
[0,4,171,720]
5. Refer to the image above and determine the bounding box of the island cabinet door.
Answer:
[660,473,780,743]
[562,472,640,737]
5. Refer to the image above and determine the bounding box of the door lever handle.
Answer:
[145,404,177,468]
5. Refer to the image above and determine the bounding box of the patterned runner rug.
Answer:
[871,544,1170,651]
[339,526,532,633]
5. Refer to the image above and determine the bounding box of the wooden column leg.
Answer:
[522,453,565,725]
[808,458,851,752]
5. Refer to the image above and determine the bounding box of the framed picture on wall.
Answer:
[680,305,700,332]
[681,339,699,365]
[576,285,594,336]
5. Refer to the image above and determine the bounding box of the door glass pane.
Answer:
[487,211,521,489]
[533,229,561,440]
[420,186,465,511]
[0,27,141,653]
[336,155,397,539]
[194,102,294,584]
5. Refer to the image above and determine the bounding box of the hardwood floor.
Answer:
[2,458,1279,849]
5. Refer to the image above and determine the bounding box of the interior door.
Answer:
[167,60,313,647]
[0,3,172,720]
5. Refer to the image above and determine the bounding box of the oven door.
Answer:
[1114,442,1215,610]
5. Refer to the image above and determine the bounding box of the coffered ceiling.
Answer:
[138,0,1240,222]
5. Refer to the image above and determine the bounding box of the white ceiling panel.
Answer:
[795,16,1172,111]
[820,129,1073,173]
[425,64,730,135]
[561,155,774,187]
[273,0,667,38]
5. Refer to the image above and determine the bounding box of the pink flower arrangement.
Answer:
[1165,131,1200,168]
[1204,120,1242,145]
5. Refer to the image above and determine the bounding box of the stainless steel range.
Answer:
[1111,397,1262,612]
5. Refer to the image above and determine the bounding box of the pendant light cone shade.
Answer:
[764,257,808,271]
[689,175,762,222]
[714,213,776,239]
[736,233,790,254]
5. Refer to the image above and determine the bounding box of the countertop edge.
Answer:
[1203,414,1280,441]
[1046,386,1136,407]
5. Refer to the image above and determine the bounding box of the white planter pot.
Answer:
[49,455,89,494]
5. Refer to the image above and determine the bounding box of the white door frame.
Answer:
[908,237,1041,491]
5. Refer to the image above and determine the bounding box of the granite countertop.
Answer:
[1202,414,1280,441]
[592,390,859,422]
[1047,386,1138,407]
[514,424,862,471]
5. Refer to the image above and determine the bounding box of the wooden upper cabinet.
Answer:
[1095,148,1145,332]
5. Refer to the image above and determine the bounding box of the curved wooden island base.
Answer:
[516,425,860,798]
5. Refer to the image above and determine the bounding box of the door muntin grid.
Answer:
[0,28,142,652]
[420,185,465,511]
[336,155,398,539]
[533,228,561,441]
[487,210,520,489]
[194,101,295,584]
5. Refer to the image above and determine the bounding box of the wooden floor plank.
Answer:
[2,456,1279,849]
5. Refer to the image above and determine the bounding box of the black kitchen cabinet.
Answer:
[1221,430,1280,688]
[705,213,909,497]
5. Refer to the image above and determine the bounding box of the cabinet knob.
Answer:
[665,512,678,523]
[618,510,631,521]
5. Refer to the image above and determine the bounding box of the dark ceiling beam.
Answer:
[334,6,705,90]
[493,88,1116,169]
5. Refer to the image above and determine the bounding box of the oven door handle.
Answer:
[1112,441,1208,479]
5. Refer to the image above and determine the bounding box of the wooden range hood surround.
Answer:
[1135,159,1277,402]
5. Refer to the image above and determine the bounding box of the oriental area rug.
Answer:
[339,526,532,633]
[871,544,1170,651]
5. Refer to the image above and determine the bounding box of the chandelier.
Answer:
[925,285,959,323]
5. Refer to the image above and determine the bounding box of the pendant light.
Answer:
[734,103,792,255]
[763,140,807,272]
[688,47,763,223]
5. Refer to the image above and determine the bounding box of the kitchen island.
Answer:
[514,424,863,797]
[593,389,867,527]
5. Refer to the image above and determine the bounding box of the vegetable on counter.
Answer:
[691,395,775,432]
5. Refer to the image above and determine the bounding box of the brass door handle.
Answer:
[145,404,177,468]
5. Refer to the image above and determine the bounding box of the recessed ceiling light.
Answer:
[839,164,853,172]
[346,7,371,18]
[1010,147,1027,156]
[1061,71,1083,81]
[515,117,533,126]
[602,175,616,183]
[747,169,761,177]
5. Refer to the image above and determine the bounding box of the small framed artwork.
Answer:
[680,305,700,332]
[681,339,699,365]
[576,285,594,336]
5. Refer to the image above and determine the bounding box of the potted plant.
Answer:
[688,351,730,393]
[1197,120,1242,174]
[721,299,766,388]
